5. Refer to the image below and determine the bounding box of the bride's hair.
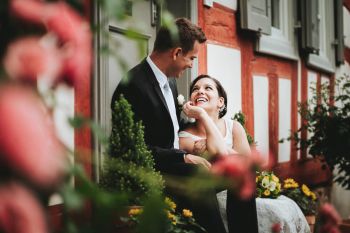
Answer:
[189,74,228,118]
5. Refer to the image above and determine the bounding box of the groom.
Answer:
[111,18,227,233]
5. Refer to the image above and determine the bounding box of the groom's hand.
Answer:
[184,154,211,170]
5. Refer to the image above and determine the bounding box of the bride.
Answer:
[179,74,258,233]
[179,74,311,233]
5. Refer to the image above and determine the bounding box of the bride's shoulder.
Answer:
[179,124,197,135]
[229,119,245,134]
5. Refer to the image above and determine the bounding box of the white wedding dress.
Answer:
[179,118,311,233]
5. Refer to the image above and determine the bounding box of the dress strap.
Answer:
[178,131,204,141]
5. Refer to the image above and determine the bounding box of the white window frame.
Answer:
[307,0,336,73]
[256,0,298,60]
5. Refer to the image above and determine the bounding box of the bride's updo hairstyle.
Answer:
[189,74,228,118]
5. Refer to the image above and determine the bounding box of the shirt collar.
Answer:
[146,56,168,88]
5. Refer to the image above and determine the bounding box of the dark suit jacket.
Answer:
[111,59,188,173]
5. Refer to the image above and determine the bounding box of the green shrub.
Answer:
[100,95,164,205]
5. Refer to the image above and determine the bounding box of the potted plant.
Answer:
[282,178,318,232]
[290,75,350,190]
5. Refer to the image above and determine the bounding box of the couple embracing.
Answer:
[111,18,258,233]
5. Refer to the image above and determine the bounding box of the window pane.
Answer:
[271,0,280,29]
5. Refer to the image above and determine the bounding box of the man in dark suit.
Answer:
[111,18,228,233]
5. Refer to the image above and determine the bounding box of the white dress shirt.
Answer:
[146,56,180,149]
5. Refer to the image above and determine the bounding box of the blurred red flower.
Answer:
[10,0,92,86]
[271,223,281,233]
[211,153,263,200]
[0,85,67,188]
[0,182,47,233]
[319,203,341,233]
[4,36,63,84]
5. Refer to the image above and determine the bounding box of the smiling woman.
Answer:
[179,74,258,233]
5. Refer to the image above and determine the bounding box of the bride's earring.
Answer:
[219,104,226,113]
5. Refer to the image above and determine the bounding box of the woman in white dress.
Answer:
[179,74,259,233]
[179,74,311,233]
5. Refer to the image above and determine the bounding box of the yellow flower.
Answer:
[165,197,176,211]
[256,176,258,183]
[310,191,317,201]
[272,175,279,182]
[264,189,271,196]
[277,182,281,191]
[182,209,193,218]
[167,211,177,225]
[284,178,299,188]
[128,208,142,216]
[302,184,311,196]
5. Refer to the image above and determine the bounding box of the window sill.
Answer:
[256,32,298,61]
[307,52,335,74]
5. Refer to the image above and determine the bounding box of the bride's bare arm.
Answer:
[182,102,235,156]
[232,120,251,155]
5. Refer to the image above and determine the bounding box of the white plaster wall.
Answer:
[278,78,291,163]
[207,44,242,119]
[307,71,317,158]
[335,61,350,107]
[297,60,302,159]
[253,76,269,159]
[307,71,317,103]
[53,85,75,152]
[51,84,74,206]
[321,75,330,104]
[213,0,237,10]
[344,7,350,48]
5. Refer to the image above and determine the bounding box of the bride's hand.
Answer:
[182,101,206,120]
[193,139,206,154]
[184,154,211,170]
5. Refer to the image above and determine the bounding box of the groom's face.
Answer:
[170,41,199,78]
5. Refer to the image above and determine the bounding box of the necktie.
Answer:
[163,81,179,149]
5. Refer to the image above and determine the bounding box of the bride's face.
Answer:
[190,78,224,113]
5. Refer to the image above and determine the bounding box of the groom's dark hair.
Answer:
[153,18,206,54]
[190,74,228,118]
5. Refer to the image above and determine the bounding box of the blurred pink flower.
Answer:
[211,153,263,200]
[0,85,67,188]
[319,203,341,233]
[0,182,47,233]
[4,36,63,84]
[10,0,92,86]
[271,223,281,233]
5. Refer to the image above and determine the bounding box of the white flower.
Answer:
[268,181,276,191]
[261,176,270,188]
[177,94,185,106]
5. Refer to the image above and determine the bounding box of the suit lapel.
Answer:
[168,78,181,121]
[141,60,171,115]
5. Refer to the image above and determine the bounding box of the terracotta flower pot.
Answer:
[305,215,316,233]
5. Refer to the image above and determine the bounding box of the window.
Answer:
[306,0,336,73]
[240,0,298,60]
[299,0,344,72]
[240,0,344,66]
